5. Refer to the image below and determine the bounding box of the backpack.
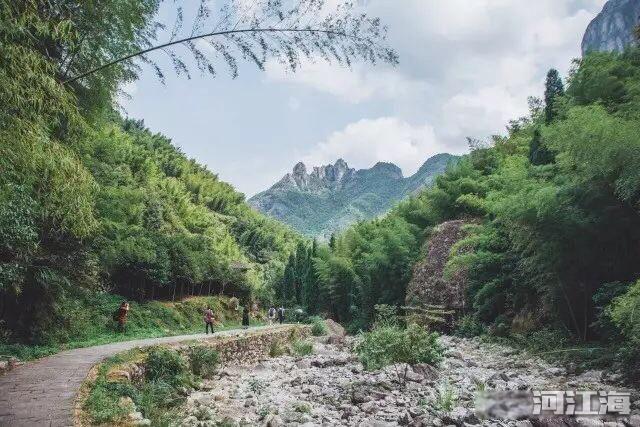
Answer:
[268,308,276,317]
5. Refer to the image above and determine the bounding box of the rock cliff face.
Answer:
[582,0,640,55]
[249,154,457,238]
[405,220,471,330]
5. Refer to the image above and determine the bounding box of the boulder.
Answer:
[325,319,346,336]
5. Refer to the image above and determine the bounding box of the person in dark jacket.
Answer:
[242,305,250,329]
[203,306,215,334]
[277,306,285,324]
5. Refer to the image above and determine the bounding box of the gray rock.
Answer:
[582,0,640,55]
[361,401,378,414]
[443,407,480,425]
[398,411,413,425]
[575,370,603,383]
[624,415,640,427]
[264,414,284,427]
[352,389,372,404]
[576,418,605,427]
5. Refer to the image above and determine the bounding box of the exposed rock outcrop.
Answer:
[405,220,472,330]
[582,0,640,55]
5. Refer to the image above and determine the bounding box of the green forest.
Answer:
[0,0,301,348]
[279,50,640,383]
[2,0,639,386]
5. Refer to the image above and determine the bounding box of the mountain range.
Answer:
[249,154,457,238]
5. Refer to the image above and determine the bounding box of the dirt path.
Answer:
[0,325,285,427]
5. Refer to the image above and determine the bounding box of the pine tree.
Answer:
[544,69,564,124]
[329,233,336,249]
[280,254,296,304]
[529,129,554,165]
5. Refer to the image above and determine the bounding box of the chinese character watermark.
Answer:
[532,391,630,416]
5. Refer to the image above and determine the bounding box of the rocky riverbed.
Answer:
[179,336,640,427]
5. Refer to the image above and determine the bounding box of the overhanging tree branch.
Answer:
[61,0,398,87]
[63,27,358,84]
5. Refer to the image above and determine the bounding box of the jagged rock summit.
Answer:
[582,0,640,55]
[275,158,355,193]
[249,154,457,238]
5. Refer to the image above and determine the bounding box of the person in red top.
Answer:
[203,306,215,334]
[117,301,129,332]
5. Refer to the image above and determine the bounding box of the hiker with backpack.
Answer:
[204,306,215,334]
[277,305,285,324]
[268,306,276,325]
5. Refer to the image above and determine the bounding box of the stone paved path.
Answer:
[0,325,284,427]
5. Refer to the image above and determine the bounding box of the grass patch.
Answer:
[269,340,287,357]
[188,346,220,379]
[292,340,313,356]
[309,316,328,336]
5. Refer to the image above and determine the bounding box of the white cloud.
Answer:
[265,59,428,103]
[302,117,460,176]
[288,96,301,111]
[441,85,531,141]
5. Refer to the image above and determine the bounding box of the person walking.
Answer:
[268,306,276,325]
[117,301,129,333]
[277,305,285,324]
[204,306,215,334]
[242,305,250,329]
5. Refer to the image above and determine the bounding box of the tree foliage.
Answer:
[295,48,640,383]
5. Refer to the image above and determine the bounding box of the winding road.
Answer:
[0,325,282,427]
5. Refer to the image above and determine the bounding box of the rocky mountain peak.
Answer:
[292,161,307,176]
[582,0,640,55]
[249,153,458,237]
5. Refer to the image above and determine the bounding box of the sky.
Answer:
[120,0,607,197]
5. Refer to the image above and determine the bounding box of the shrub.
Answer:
[356,323,443,371]
[292,340,313,356]
[145,347,189,386]
[309,316,328,336]
[248,378,267,395]
[373,304,399,327]
[188,346,219,379]
[434,382,458,412]
[293,402,311,413]
[454,315,485,338]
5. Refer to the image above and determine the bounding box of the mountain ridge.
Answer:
[249,153,457,238]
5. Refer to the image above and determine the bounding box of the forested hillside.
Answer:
[282,49,640,383]
[0,1,301,347]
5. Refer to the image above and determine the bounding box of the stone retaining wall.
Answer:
[174,325,310,366]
